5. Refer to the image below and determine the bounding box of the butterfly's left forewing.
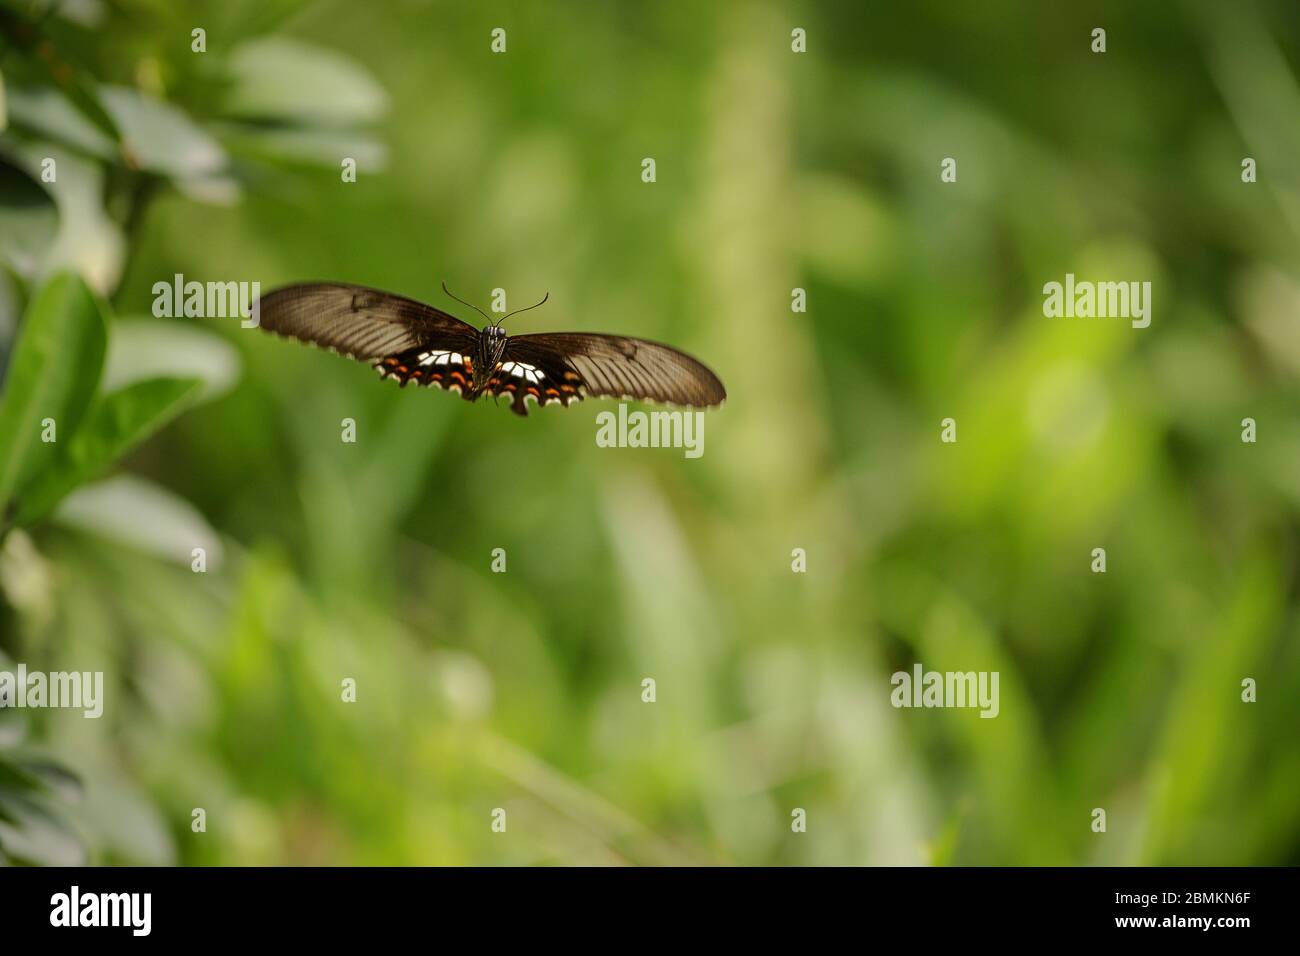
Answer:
[257,283,480,397]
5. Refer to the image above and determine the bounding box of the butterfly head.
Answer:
[442,283,552,394]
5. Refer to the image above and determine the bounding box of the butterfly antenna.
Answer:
[441,282,494,325]
[502,292,550,324]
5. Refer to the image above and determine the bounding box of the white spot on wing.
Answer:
[418,350,463,366]
[500,361,544,384]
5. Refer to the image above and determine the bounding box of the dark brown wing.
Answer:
[504,333,726,409]
[255,283,480,393]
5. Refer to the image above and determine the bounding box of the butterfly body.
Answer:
[475,326,510,394]
[256,282,726,417]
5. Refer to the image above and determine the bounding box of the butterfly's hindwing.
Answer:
[377,347,476,398]
[483,353,584,416]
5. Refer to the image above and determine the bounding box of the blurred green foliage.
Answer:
[0,0,1298,865]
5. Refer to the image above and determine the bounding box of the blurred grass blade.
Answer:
[0,272,105,520]
[1140,553,1282,864]
[14,376,203,526]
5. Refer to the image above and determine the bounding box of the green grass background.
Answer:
[1,0,1298,865]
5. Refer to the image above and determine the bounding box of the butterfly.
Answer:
[254,282,727,417]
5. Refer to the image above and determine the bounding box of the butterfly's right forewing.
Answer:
[506,332,726,408]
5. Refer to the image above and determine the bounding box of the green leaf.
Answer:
[2,85,116,161]
[217,121,387,171]
[56,75,124,156]
[225,37,388,125]
[52,473,224,568]
[0,142,126,291]
[0,10,123,153]
[100,86,227,182]
[0,713,25,748]
[0,757,45,793]
[0,790,85,865]
[104,317,241,401]
[0,272,105,521]
[0,156,58,278]
[9,84,230,194]
[13,376,203,526]
[11,756,81,801]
